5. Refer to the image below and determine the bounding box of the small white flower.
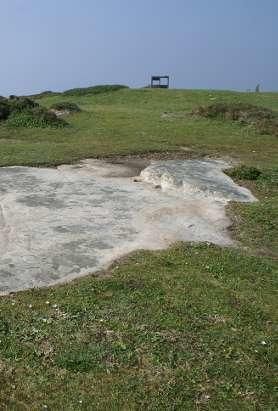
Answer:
[28,304,33,309]
[45,301,50,305]
[261,340,267,345]
[52,304,58,309]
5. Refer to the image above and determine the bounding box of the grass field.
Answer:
[0,89,278,167]
[0,88,277,410]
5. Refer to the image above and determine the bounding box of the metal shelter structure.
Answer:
[151,75,170,89]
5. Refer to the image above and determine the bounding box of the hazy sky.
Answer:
[1,0,277,95]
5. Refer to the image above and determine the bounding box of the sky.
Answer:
[0,0,277,95]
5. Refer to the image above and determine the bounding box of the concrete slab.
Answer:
[0,159,256,294]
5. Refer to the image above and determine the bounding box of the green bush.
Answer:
[50,101,81,113]
[0,100,10,121]
[30,90,60,99]
[6,107,67,128]
[194,102,278,137]
[226,165,262,181]
[0,96,40,122]
[63,84,128,97]
[8,97,39,113]
[194,102,276,121]
[0,95,67,128]
[255,117,278,136]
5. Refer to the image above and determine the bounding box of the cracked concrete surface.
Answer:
[0,158,256,294]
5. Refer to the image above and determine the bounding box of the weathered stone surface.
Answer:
[0,159,256,294]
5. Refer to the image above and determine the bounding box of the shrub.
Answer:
[226,165,262,181]
[8,96,39,113]
[255,117,278,136]
[0,95,67,128]
[50,102,81,113]
[194,102,276,121]
[63,84,128,97]
[0,100,10,121]
[7,107,67,128]
[193,102,278,137]
[28,90,62,99]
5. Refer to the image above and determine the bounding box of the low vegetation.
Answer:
[29,90,60,99]
[194,102,278,137]
[228,167,278,257]
[0,100,10,120]
[62,84,128,97]
[6,107,67,128]
[0,88,277,408]
[0,96,67,128]
[226,165,262,180]
[0,96,37,120]
[0,241,276,409]
[28,85,129,99]
[0,88,277,167]
[50,101,81,113]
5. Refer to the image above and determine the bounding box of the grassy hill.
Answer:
[0,88,277,410]
[0,88,277,167]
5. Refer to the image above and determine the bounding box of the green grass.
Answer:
[228,168,278,257]
[0,89,277,167]
[0,245,277,410]
[0,88,277,409]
